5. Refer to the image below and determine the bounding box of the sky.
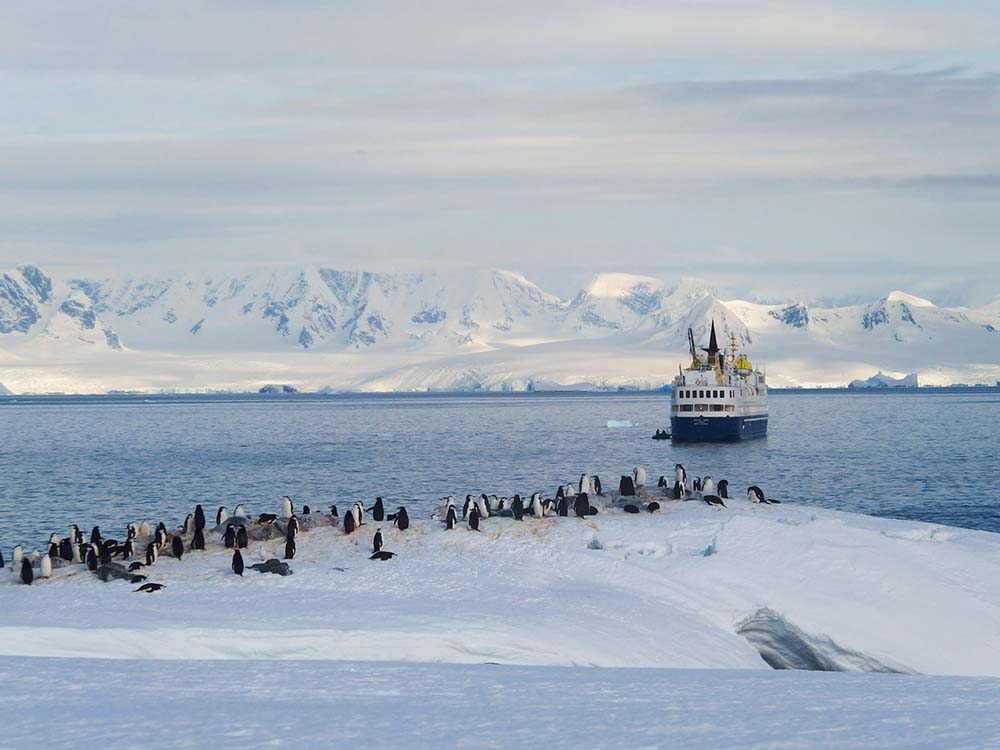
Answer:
[1,0,999,306]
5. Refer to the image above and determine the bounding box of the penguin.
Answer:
[557,496,569,517]
[619,475,636,497]
[90,526,102,545]
[702,477,714,495]
[373,529,384,553]
[47,541,59,559]
[371,497,385,522]
[139,520,150,537]
[223,525,236,548]
[555,485,565,500]
[468,506,481,531]
[12,545,23,572]
[693,477,702,492]
[511,495,525,521]
[703,494,726,508]
[675,464,687,485]
[145,542,158,566]
[70,524,83,544]
[370,551,396,561]
[623,504,640,514]
[633,466,647,488]
[284,534,296,560]
[445,506,458,530]
[351,503,363,528]
[344,511,356,535]
[171,536,184,560]
[574,494,590,518]
[134,583,165,593]
[647,502,661,513]
[258,513,278,524]
[216,507,229,526]
[234,504,246,519]
[579,474,593,496]
[587,505,599,516]
[236,526,249,549]
[394,507,410,531]
[194,505,206,531]
[657,475,669,488]
[130,575,147,584]
[20,558,33,585]
[0,546,4,569]
[672,481,684,500]
[593,475,603,496]
[475,494,490,519]
[288,515,300,537]
[128,561,144,572]
[123,538,135,560]
[281,496,293,519]
[530,493,544,518]
[29,548,40,564]
[127,524,137,540]
[718,480,730,499]
[462,495,473,520]
[191,527,205,551]
[302,505,311,515]
[181,514,193,534]
[72,542,83,564]
[747,486,765,504]
[232,549,244,576]
[40,554,52,579]
[99,545,112,565]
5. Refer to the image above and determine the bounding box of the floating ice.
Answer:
[606,419,638,428]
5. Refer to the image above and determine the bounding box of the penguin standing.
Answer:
[236,526,249,549]
[673,480,684,500]
[123,538,135,560]
[70,524,83,544]
[344,512,356,535]
[511,496,525,521]
[194,505,206,531]
[579,474,593,495]
[574,494,590,518]
[633,466,647,488]
[234,504,246,519]
[191,527,205,551]
[475,494,490,519]
[462,495,473,520]
[372,498,385,522]
[619,476,636,496]
[139,520,150,537]
[718,480,730,499]
[281,496,293,519]
[593,476,603,496]
[675,464,687,485]
[530,493,544,518]
[468,506,481,531]
[181,514,193,535]
[216,507,229,526]
[11,545,23,575]
[90,526,102,545]
[87,545,100,571]
[394,507,410,531]
[702,477,714,495]
[284,533,296,560]
[40,554,52,579]
[232,549,244,576]
[373,529,383,553]
[557,496,569,517]
[352,503,364,528]
[145,542,158,566]
[20,558,33,585]
[223,525,236,549]
[445,506,457,530]
[171,536,184,560]
[0,546,4,569]
[329,504,339,518]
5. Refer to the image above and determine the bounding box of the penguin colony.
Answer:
[3,467,778,587]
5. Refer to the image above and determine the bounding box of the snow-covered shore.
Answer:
[4,497,1000,678]
[3,657,999,750]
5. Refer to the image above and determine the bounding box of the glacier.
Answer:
[1,264,999,393]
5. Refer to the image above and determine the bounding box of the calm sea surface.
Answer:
[2,391,999,548]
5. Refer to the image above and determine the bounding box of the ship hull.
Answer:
[670,415,768,443]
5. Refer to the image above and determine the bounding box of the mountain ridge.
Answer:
[2,263,999,393]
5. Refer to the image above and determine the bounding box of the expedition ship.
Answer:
[669,321,768,442]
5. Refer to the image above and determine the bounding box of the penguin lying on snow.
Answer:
[747,485,780,504]
[134,582,165,593]
[703,494,726,508]
[623,505,640,514]
[647,502,661,513]
[370,551,396,561]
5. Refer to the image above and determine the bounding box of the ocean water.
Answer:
[2,391,999,548]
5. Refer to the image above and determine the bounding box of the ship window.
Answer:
[698,390,704,398]
[711,404,724,411]
[694,403,708,412]
[724,405,735,412]
[679,404,693,412]
[713,390,719,398]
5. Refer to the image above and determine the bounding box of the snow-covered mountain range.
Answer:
[2,263,999,393]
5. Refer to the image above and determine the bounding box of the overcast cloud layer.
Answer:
[1,1,999,305]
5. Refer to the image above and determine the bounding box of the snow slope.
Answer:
[2,263,999,392]
[2,657,998,750]
[4,497,1000,677]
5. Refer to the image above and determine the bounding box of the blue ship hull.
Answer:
[671,415,768,443]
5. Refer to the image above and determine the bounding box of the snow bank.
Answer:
[2,657,998,750]
[3,499,1000,677]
